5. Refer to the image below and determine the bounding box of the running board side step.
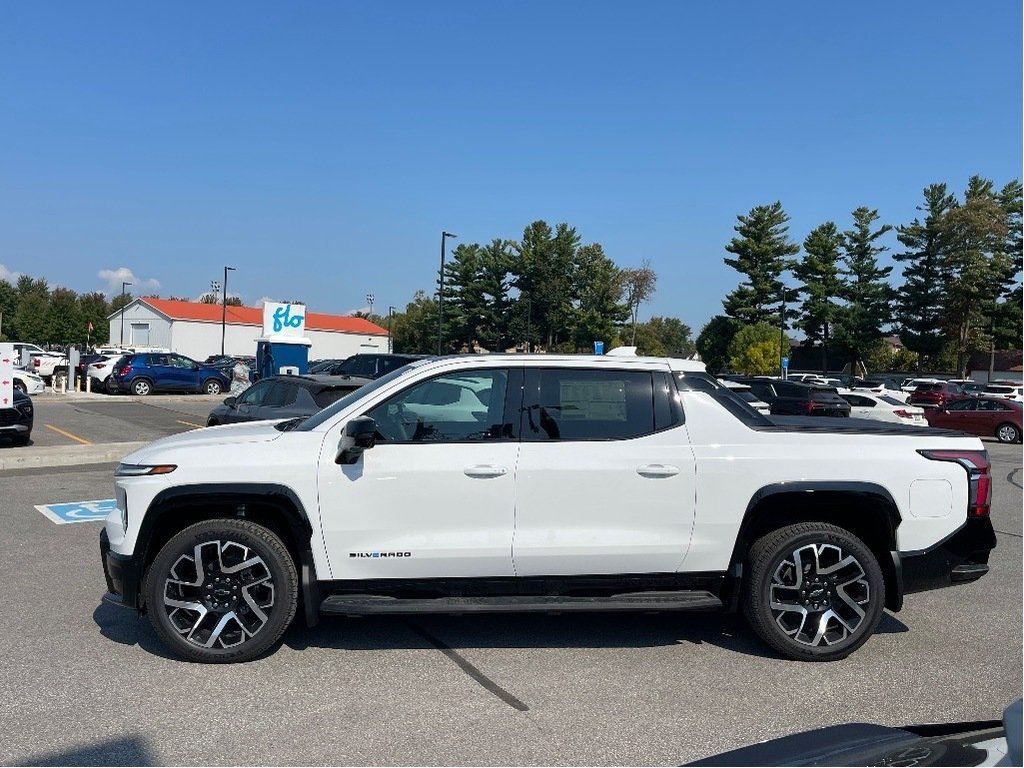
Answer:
[320,590,722,615]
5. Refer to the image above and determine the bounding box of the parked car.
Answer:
[687,699,1022,767]
[961,381,989,396]
[207,374,369,426]
[0,388,34,445]
[308,358,346,373]
[909,380,969,409]
[102,354,996,664]
[108,353,231,396]
[11,367,46,395]
[901,377,943,394]
[982,383,1024,403]
[87,353,129,392]
[316,353,428,379]
[837,389,927,426]
[737,377,851,417]
[925,396,1022,443]
[718,379,770,415]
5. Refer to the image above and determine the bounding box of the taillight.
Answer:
[33,358,40,368]
[96,363,106,369]
[804,401,819,413]
[118,366,132,376]
[894,409,909,418]
[918,449,992,517]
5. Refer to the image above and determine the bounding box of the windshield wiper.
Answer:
[274,417,306,432]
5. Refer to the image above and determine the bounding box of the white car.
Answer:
[12,367,46,395]
[837,389,927,426]
[719,379,771,415]
[982,383,1024,403]
[86,353,128,390]
[101,354,995,665]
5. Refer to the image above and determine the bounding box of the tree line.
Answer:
[374,220,695,357]
[696,176,1022,376]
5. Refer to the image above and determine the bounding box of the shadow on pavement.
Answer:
[19,735,155,767]
[91,602,176,661]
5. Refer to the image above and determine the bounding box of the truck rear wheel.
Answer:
[144,519,298,663]
[742,522,884,661]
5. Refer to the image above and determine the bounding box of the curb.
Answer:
[0,441,149,471]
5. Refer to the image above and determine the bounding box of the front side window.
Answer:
[947,400,977,412]
[264,382,297,408]
[237,380,272,406]
[366,369,512,443]
[523,369,655,441]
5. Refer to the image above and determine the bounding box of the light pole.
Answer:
[388,306,396,353]
[119,281,132,346]
[221,266,235,355]
[437,231,456,355]
[366,293,375,318]
[779,287,795,378]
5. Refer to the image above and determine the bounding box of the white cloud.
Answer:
[0,263,21,283]
[98,267,160,296]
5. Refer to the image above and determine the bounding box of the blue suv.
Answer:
[109,353,231,396]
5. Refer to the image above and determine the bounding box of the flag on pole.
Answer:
[88,321,94,332]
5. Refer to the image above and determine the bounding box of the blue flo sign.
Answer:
[262,302,306,338]
[35,499,116,525]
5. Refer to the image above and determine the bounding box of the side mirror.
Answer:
[192,364,200,371]
[223,396,237,408]
[336,416,377,465]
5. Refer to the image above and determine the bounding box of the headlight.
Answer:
[115,463,177,477]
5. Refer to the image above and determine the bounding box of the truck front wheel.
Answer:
[144,519,299,663]
[742,522,884,662]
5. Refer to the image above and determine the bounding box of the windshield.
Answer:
[296,361,426,431]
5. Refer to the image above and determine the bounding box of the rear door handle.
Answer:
[637,464,680,478]
[464,465,508,479]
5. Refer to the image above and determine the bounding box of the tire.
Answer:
[144,519,298,663]
[742,522,885,662]
[996,423,1020,444]
[207,418,219,426]
[12,434,30,446]
[13,381,26,393]
[203,379,223,396]
[132,378,153,396]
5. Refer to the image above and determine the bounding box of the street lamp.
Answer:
[779,287,796,378]
[119,281,132,346]
[221,266,235,355]
[437,231,457,355]
[388,306,396,353]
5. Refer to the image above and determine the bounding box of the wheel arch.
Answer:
[726,482,904,612]
[136,483,319,624]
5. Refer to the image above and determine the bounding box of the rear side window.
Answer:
[264,383,297,408]
[523,369,655,441]
[312,387,356,409]
[918,383,942,391]
[810,387,842,401]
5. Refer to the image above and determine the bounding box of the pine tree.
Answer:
[722,202,800,326]
[793,222,843,374]
[834,207,895,372]
[894,184,956,370]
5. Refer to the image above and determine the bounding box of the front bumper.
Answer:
[901,517,997,594]
[100,528,143,610]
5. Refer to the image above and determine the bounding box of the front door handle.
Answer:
[637,464,680,478]
[464,465,508,479]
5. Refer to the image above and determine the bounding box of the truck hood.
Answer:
[121,420,284,464]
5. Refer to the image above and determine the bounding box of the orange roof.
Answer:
[139,298,388,336]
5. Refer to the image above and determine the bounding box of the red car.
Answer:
[909,381,968,408]
[925,396,1022,443]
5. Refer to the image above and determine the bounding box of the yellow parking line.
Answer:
[44,424,92,445]
[176,419,206,429]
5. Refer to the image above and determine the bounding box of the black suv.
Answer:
[315,353,426,379]
[207,374,368,426]
[0,388,34,445]
[736,378,851,417]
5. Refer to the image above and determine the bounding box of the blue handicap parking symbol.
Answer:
[35,499,117,525]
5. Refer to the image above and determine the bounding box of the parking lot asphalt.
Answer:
[0,404,1021,766]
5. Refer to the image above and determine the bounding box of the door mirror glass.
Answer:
[336,416,377,464]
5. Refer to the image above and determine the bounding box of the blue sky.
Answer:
[1,2,1020,335]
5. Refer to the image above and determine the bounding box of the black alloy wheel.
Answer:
[144,519,298,663]
[742,522,885,661]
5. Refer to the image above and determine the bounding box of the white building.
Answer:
[108,298,389,361]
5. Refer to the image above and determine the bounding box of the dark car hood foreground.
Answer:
[687,700,1021,767]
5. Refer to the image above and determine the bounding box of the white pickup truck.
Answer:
[11,342,68,386]
[100,354,996,663]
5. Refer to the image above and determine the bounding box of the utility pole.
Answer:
[120,281,132,346]
[221,266,235,355]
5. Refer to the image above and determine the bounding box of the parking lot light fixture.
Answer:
[222,266,235,356]
[438,231,457,355]
[120,281,132,346]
